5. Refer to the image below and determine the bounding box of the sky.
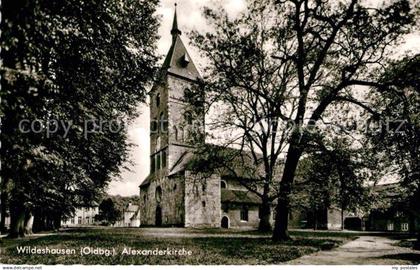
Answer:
[107,0,248,196]
[107,0,420,196]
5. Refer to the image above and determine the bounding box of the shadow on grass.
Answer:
[378,253,420,264]
[0,229,344,265]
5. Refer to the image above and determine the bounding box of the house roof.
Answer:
[372,182,402,198]
[221,189,261,205]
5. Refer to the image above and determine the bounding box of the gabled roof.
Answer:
[168,151,194,176]
[139,175,151,188]
[221,189,262,205]
[161,36,201,81]
[160,7,201,81]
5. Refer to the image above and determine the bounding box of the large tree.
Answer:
[96,198,121,226]
[293,137,372,229]
[367,54,420,247]
[191,0,415,240]
[1,0,158,237]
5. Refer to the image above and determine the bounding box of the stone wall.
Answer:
[221,205,260,229]
[184,171,221,227]
[139,174,185,226]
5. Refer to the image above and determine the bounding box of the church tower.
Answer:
[149,4,204,182]
[139,4,206,227]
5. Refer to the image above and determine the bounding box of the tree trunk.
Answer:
[8,202,26,238]
[24,211,34,235]
[341,207,344,230]
[258,198,272,232]
[0,190,8,234]
[272,144,302,242]
[53,213,62,231]
[272,195,291,241]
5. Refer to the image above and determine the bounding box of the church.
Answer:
[138,8,265,229]
[138,8,418,232]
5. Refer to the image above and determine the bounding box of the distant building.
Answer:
[365,183,420,233]
[61,206,99,226]
[114,203,141,227]
[289,183,420,232]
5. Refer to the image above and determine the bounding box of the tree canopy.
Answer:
[191,0,416,240]
[1,0,159,237]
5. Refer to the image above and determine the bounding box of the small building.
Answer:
[61,206,99,227]
[123,203,141,227]
[364,183,420,232]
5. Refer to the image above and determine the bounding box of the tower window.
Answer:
[162,150,167,168]
[151,120,158,133]
[240,206,249,221]
[156,135,161,150]
[156,186,162,203]
[174,126,178,141]
[179,127,184,142]
[152,156,155,172]
[156,93,160,107]
[202,201,206,208]
[157,152,161,170]
[181,53,190,67]
[159,112,167,132]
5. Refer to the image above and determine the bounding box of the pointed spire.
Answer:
[171,3,182,37]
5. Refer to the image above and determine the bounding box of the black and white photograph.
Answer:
[0,0,419,268]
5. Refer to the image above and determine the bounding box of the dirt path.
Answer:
[289,235,420,265]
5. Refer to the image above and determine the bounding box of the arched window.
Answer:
[151,120,158,133]
[156,135,161,150]
[156,93,160,107]
[157,152,161,169]
[179,127,184,142]
[150,156,155,173]
[162,150,167,168]
[159,112,166,132]
[155,186,162,203]
[221,180,227,189]
[185,111,193,125]
[174,126,178,141]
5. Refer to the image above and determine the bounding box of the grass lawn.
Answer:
[0,227,354,265]
[394,238,420,250]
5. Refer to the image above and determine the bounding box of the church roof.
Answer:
[221,189,262,205]
[166,143,283,180]
[160,6,202,81]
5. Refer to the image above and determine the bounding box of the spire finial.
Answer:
[171,2,181,37]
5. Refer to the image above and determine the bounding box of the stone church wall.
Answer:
[184,171,221,227]
[221,205,260,229]
[139,174,185,226]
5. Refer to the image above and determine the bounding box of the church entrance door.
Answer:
[155,206,162,226]
[221,216,229,228]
